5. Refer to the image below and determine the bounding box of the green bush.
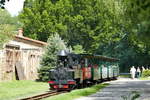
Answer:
[141,70,150,78]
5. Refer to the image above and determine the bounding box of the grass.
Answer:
[140,77,150,80]
[121,91,140,100]
[120,75,150,80]
[0,80,48,100]
[44,83,109,100]
[119,74,130,78]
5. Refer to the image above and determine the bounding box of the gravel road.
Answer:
[75,78,150,100]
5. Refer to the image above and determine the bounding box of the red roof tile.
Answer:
[14,35,47,47]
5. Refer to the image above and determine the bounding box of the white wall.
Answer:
[8,40,43,50]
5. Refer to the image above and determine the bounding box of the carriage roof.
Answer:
[57,50,119,62]
[68,53,119,62]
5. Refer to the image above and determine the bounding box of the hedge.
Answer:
[141,70,150,78]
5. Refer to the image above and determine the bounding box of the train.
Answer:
[48,50,119,91]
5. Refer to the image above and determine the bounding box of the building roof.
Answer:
[14,35,47,47]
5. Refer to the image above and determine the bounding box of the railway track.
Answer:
[20,91,67,100]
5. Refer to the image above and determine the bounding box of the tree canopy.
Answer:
[0,0,9,8]
[19,0,150,72]
[0,8,19,48]
[20,0,126,51]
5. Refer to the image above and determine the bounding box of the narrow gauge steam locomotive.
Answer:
[48,50,119,91]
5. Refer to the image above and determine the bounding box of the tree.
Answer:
[123,0,150,50]
[0,8,22,28]
[0,0,10,8]
[0,8,18,48]
[19,0,126,52]
[38,33,68,81]
[95,29,150,72]
[93,0,150,72]
[20,0,150,73]
[0,24,14,48]
[73,44,85,54]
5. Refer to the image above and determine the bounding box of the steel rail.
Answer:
[20,91,67,100]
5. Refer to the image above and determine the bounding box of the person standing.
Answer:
[142,66,145,71]
[137,67,141,78]
[130,66,136,79]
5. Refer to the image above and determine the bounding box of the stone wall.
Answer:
[0,50,6,81]
[0,48,44,81]
[0,40,45,81]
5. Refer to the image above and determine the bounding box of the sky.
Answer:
[4,0,25,16]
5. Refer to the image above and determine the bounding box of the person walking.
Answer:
[137,67,141,78]
[130,66,136,79]
[142,66,145,71]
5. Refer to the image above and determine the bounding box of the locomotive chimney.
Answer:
[57,50,68,56]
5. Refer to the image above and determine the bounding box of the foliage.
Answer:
[0,0,10,8]
[19,0,150,72]
[94,0,150,72]
[124,0,150,47]
[119,74,130,78]
[118,0,150,65]
[121,91,140,100]
[0,9,21,48]
[96,35,150,72]
[38,33,68,81]
[0,24,14,48]
[0,80,48,100]
[95,0,150,72]
[141,70,150,78]
[19,0,125,51]
[0,8,21,26]
[140,77,150,80]
[44,83,108,100]
[73,44,85,54]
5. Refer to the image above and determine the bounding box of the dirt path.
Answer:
[75,78,150,100]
